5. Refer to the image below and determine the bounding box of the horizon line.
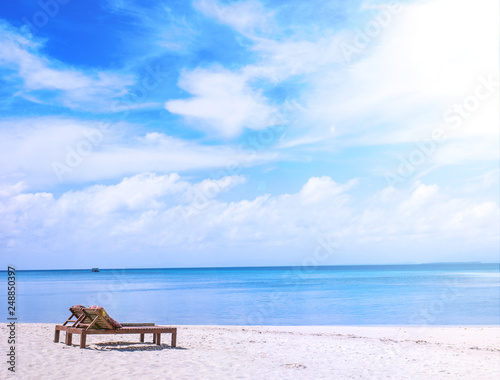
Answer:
[2,261,498,272]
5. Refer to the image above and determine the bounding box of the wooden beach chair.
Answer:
[54,306,176,349]
[54,305,156,343]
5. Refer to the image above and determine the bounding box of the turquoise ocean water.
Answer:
[5,263,500,325]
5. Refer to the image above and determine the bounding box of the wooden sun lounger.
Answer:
[54,305,157,345]
[54,306,176,349]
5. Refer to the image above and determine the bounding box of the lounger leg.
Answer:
[80,332,86,349]
[171,330,177,347]
[54,328,60,343]
[156,333,161,345]
[152,334,156,344]
[65,332,72,346]
[140,333,144,343]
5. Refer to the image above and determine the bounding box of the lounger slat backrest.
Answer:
[70,310,99,327]
[63,306,86,327]
[80,307,117,330]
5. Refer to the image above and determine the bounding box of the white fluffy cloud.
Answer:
[165,67,278,137]
[166,1,345,138]
[1,173,497,269]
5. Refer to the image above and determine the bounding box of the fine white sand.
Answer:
[1,324,499,379]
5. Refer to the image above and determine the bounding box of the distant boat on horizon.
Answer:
[91,268,99,272]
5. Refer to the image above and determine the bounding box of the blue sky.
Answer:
[0,0,498,269]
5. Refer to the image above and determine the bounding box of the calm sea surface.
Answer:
[6,263,500,325]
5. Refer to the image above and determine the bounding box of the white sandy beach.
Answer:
[1,324,499,379]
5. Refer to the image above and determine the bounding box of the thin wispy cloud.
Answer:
[0,22,137,112]
[194,0,276,38]
[105,0,199,56]
[0,117,276,187]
